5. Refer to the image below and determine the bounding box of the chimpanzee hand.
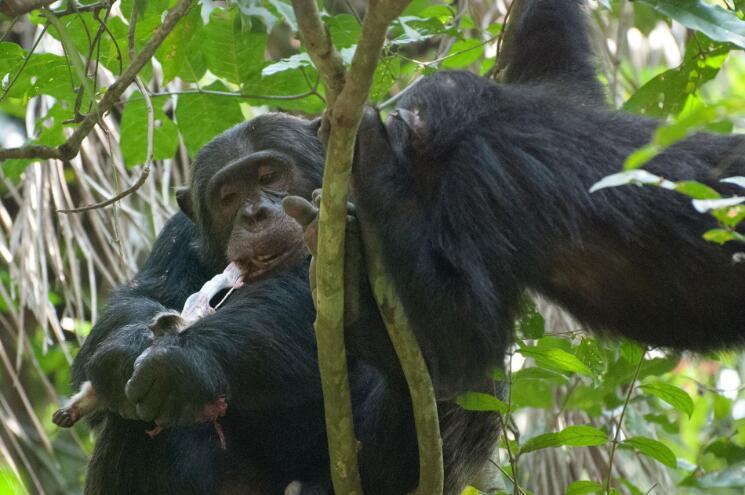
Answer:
[283,190,366,325]
[124,337,228,427]
[85,325,154,420]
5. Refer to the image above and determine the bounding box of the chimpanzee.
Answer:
[343,0,745,399]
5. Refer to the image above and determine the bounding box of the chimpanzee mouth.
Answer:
[238,241,306,280]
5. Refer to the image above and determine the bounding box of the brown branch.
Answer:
[0,0,195,163]
[58,76,154,214]
[291,0,346,109]
[294,0,444,494]
[0,0,55,16]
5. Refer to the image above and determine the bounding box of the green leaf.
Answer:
[722,176,745,189]
[620,436,677,468]
[441,38,484,69]
[266,0,297,31]
[637,0,745,49]
[157,6,203,84]
[692,197,745,213]
[203,7,266,85]
[120,93,179,167]
[516,298,545,340]
[512,367,568,384]
[624,35,729,118]
[703,228,745,245]
[675,180,721,199]
[521,425,607,454]
[590,170,675,192]
[640,382,694,417]
[456,392,508,413]
[620,340,644,365]
[576,338,605,376]
[520,346,593,376]
[262,53,314,77]
[326,14,360,48]
[0,41,25,75]
[242,67,324,113]
[370,57,400,102]
[175,82,245,157]
[566,480,604,495]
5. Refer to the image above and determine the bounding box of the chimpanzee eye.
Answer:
[258,170,278,186]
[219,188,239,207]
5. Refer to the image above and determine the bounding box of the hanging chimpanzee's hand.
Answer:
[124,336,228,427]
[282,189,366,325]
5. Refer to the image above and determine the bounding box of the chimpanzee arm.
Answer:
[123,263,321,426]
[72,213,211,418]
[352,108,515,398]
[498,0,605,104]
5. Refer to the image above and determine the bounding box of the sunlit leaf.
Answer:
[521,425,607,454]
[640,382,694,417]
[620,436,677,468]
[456,392,508,413]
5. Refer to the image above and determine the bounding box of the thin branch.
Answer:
[292,0,346,109]
[147,86,323,102]
[0,0,195,162]
[0,23,50,103]
[294,0,444,493]
[0,0,55,16]
[50,1,112,17]
[604,349,646,494]
[57,77,153,214]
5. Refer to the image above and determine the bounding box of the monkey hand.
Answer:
[125,338,228,428]
[283,190,365,325]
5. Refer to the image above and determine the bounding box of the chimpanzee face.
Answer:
[177,114,324,278]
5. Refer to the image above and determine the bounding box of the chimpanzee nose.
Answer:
[241,203,269,224]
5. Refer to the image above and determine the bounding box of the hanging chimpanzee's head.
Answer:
[176,113,324,277]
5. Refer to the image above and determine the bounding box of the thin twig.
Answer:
[0,23,50,103]
[604,349,646,494]
[58,74,154,214]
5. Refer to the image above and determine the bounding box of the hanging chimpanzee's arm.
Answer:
[497,0,605,104]
[122,263,321,426]
[72,213,210,419]
[351,107,516,398]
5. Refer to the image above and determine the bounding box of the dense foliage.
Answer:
[1,0,745,494]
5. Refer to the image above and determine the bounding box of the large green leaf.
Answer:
[620,436,677,468]
[640,382,694,418]
[456,392,508,413]
[157,5,203,84]
[203,7,266,85]
[521,425,607,454]
[519,346,594,376]
[120,92,179,167]
[624,35,729,118]
[638,0,745,49]
[566,480,603,495]
[242,66,324,113]
[175,82,245,157]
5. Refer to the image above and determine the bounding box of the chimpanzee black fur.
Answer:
[352,0,745,398]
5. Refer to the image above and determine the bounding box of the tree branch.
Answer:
[0,0,55,17]
[0,0,195,163]
[293,0,444,493]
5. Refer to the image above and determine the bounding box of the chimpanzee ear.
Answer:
[308,116,322,133]
[176,187,194,219]
[390,108,427,148]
